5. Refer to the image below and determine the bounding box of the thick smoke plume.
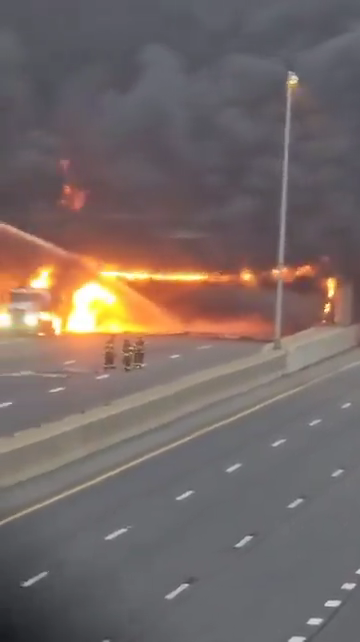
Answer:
[1,1,360,272]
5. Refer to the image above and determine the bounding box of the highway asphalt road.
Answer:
[0,335,261,436]
[2,357,360,640]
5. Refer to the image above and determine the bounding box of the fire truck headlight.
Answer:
[24,313,38,327]
[0,313,11,328]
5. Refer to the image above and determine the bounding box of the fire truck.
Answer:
[0,287,60,336]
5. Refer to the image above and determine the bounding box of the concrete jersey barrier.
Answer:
[0,350,286,487]
[284,325,358,373]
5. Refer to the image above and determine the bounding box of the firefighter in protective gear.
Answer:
[122,337,133,371]
[134,336,145,368]
[104,335,116,369]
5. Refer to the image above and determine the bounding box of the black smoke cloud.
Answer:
[1,0,360,272]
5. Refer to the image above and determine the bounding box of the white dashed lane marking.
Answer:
[225,463,242,473]
[341,401,351,408]
[165,583,190,600]
[21,571,49,588]
[176,490,194,501]
[49,387,65,393]
[287,568,360,642]
[234,535,254,549]
[331,468,344,478]
[325,599,342,608]
[64,360,75,365]
[341,582,356,591]
[309,419,322,426]
[0,401,13,408]
[307,617,323,626]
[272,439,286,448]
[96,374,109,380]
[170,354,181,359]
[287,498,304,509]
[197,345,212,350]
[104,526,131,541]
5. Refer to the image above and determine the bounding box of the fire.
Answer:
[101,263,318,285]
[30,267,53,289]
[295,264,315,278]
[59,159,87,211]
[101,270,209,283]
[326,277,336,299]
[322,277,337,322]
[66,282,118,333]
[20,261,327,335]
[59,184,87,211]
[239,268,257,286]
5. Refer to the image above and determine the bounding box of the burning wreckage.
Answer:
[0,224,338,338]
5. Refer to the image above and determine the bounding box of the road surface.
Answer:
[2,355,360,640]
[0,335,261,435]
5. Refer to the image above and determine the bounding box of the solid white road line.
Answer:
[96,374,109,380]
[0,401,13,408]
[170,354,181,359]
[331,469,344,478]
[325,600,342,608]
[165,583,190,600]
[307,618,323,626]
[272,439,286,448]
[226,463,242,473]
[234,535,254,549]
[176,490,194,501]
[21,571,49,588]
[309,419,322,426]
[341,402,351,408]
[104,527,131,541]
[49,387,65,393]
[341,582,356,591]
[288,498,304,509]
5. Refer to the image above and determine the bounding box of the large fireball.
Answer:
[66,282,118,333]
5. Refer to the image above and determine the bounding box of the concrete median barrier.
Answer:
[0,350,286,486]
[1,324,359,487]
[283,325,359,373]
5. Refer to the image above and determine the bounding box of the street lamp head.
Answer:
[287,71,299,88]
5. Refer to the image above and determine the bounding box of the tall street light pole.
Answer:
[273,70,299,349]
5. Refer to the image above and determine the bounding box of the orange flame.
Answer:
[66,282,119,333]
[322,277,337,322]
[101,263,317,285]
[29,267,53,289]
[59,159,86,211]
[100,270,208,283]
[239,268,257,286]
[22,262,326,335]
[59,184,87,211]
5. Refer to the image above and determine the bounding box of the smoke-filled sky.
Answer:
[1,0,360,271]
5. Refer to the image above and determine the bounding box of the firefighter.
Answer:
[122,336,133,371]
[104,335,116,369]
[134,336,145,368]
